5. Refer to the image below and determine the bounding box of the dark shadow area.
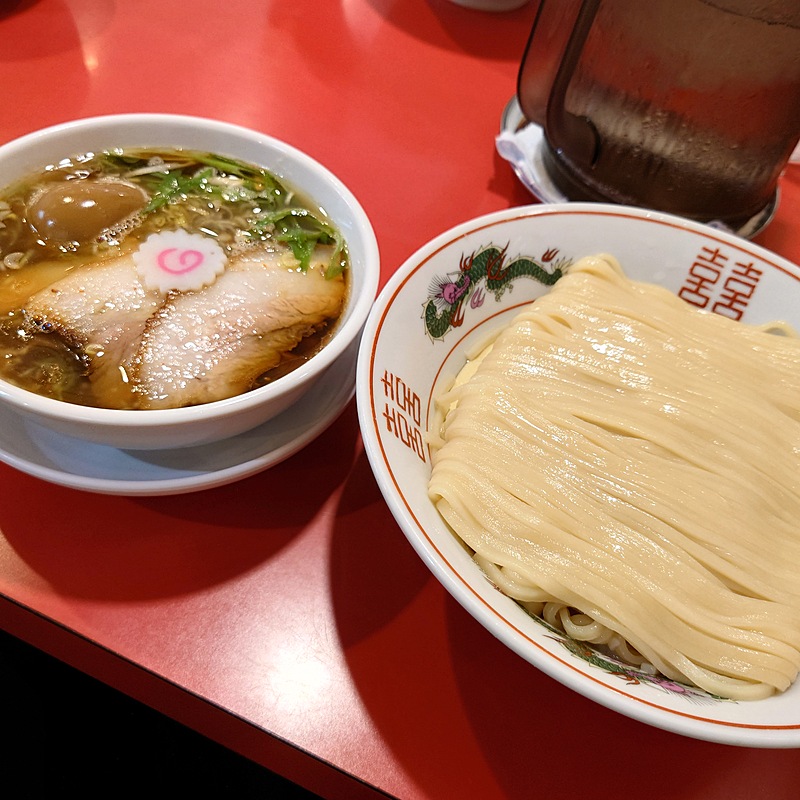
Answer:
[442,595,791,800]
[0,0,100,136]
[330,448,500,798]
[0,402,362,601]
[0,0,114,59]
[329,446,431,649]
[0,0,38,20]
[329,452,800,799]
[0,627,322,797]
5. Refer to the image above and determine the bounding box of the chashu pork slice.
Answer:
[23,252,164,406]
[129,246,345,408]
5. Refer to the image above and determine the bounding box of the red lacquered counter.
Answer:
[1,2,799,798]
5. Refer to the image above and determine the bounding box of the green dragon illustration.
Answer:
[423,244,568,340]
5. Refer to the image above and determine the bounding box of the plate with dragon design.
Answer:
[356,202,800,747]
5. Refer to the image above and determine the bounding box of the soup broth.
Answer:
[0,147,349,409]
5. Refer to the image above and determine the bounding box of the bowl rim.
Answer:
[0,113,380,427]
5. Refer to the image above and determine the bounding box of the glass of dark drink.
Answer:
[518,0,800,233]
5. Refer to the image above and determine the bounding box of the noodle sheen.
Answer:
[428,254,800,700]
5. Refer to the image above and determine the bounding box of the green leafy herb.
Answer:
[190,152,285,202]
[143,167,215,213]
[247,208,345,278]
[96,148,347,278]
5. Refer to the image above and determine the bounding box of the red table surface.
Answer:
[1,1,799,798]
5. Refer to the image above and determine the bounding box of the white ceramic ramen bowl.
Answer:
[0,114,379,449]
[356,202,800,747]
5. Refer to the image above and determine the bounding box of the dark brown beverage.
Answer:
[519,0,800,229]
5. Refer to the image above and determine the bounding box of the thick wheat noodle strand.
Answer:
[428,254,800,700]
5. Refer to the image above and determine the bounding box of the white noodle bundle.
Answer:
[428,255,800,700]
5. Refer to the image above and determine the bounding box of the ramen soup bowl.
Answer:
[0,114,379,450]
[356,203,800,746]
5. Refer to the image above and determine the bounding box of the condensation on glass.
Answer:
[518,0,800,230]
